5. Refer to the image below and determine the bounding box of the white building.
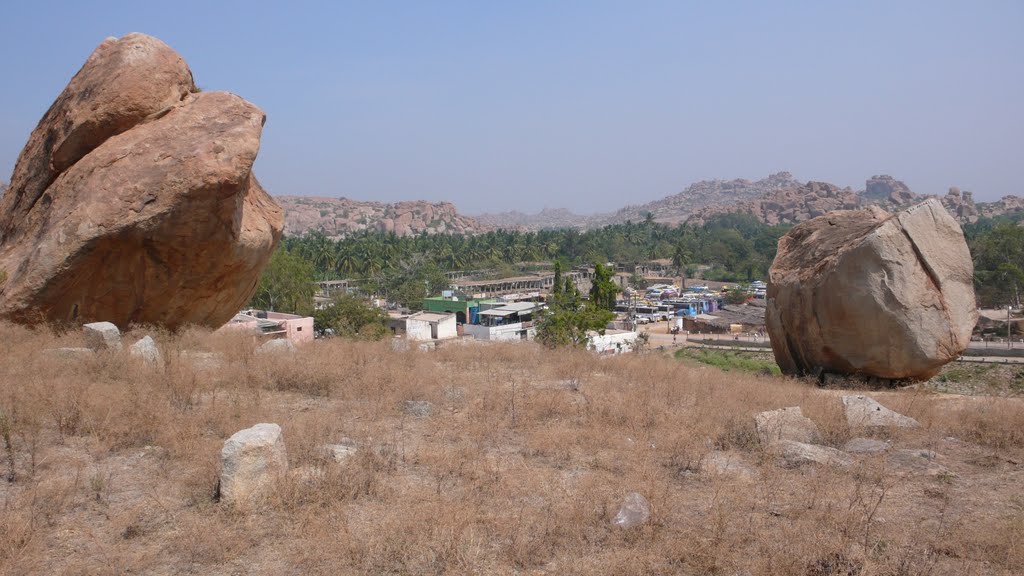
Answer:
[405,311,458,342]
[587,329,639,355]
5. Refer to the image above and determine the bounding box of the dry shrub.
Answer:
[1,322,1023,575]
[944,397,1024,449]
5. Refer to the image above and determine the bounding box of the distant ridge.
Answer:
[275,196,490,238]
[275,173,1024,238]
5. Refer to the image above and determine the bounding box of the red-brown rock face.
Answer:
[0,33,282,329]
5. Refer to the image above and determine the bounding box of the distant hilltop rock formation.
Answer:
[863,175,917,205]
[278,170,1024,236]
[276,196,489,238]
[766,199,977,381]
[472,207,591,231]
[474,172,803,230]
[0,33,282,329]
[689,174,1019,226]
[595,171,803,227]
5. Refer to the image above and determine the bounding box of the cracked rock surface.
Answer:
[765,199,976,380]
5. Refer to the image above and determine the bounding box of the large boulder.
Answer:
[0,33,282,330]
[766,199,976,381]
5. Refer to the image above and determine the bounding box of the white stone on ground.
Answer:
[322,438,358,463]
[220,423,288,505]
[842,395,920,428]
[612,492,651,528]
[83,321,122,351]
[754,406,822,445]
[129,336,162,364]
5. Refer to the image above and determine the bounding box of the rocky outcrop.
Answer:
[277,196,488,238]
[766,199,977,381]
[689,180,862,226]
[688,174,1022,226]
[977,194,1024,220]
[864,175,916,206]
[0,33,282,330]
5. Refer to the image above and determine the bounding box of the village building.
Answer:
[463,301,543,341]
[403,311,458,342]
[221,310,315,344]
[587,329,640,354]
[682,302,766,334]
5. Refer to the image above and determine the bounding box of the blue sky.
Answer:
[1,1,1021,213]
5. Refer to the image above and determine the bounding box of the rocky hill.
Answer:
[594,171,803,227]
[277,196,489,238]
[276,173,1024,238]
[472,207,592,231]
[474,172,804,230]
[688,174,1022,226]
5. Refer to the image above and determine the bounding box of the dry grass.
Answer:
[1,322,1023,575]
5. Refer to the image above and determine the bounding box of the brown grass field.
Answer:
[1,322,1023,575]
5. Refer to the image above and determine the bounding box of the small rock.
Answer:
[129,336,162,364]
[754,406,822,445]
[773,440,853,468]
[403,400,434,418]
[842,395,920,428]
[612,492,651,528]
[83,321,122,351]
[323,444,358,463]
[257,339,297,354]
[390,338,409,352]
[219,423,288,505]
[43,347,95,359]
[322,438,358,463]
[843,437,892,454]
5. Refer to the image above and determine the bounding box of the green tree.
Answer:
[552,260,564,298]
[249,248,315,314]
[535,303,614,348]
[725,287,749,305]
[588,263,618,311]
[972,222,1024,308]
[312,294,387,339]
[375,258,449,310]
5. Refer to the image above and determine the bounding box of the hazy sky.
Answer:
[1,1,1021,214]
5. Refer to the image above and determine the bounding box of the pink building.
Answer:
[220,310,314,344]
